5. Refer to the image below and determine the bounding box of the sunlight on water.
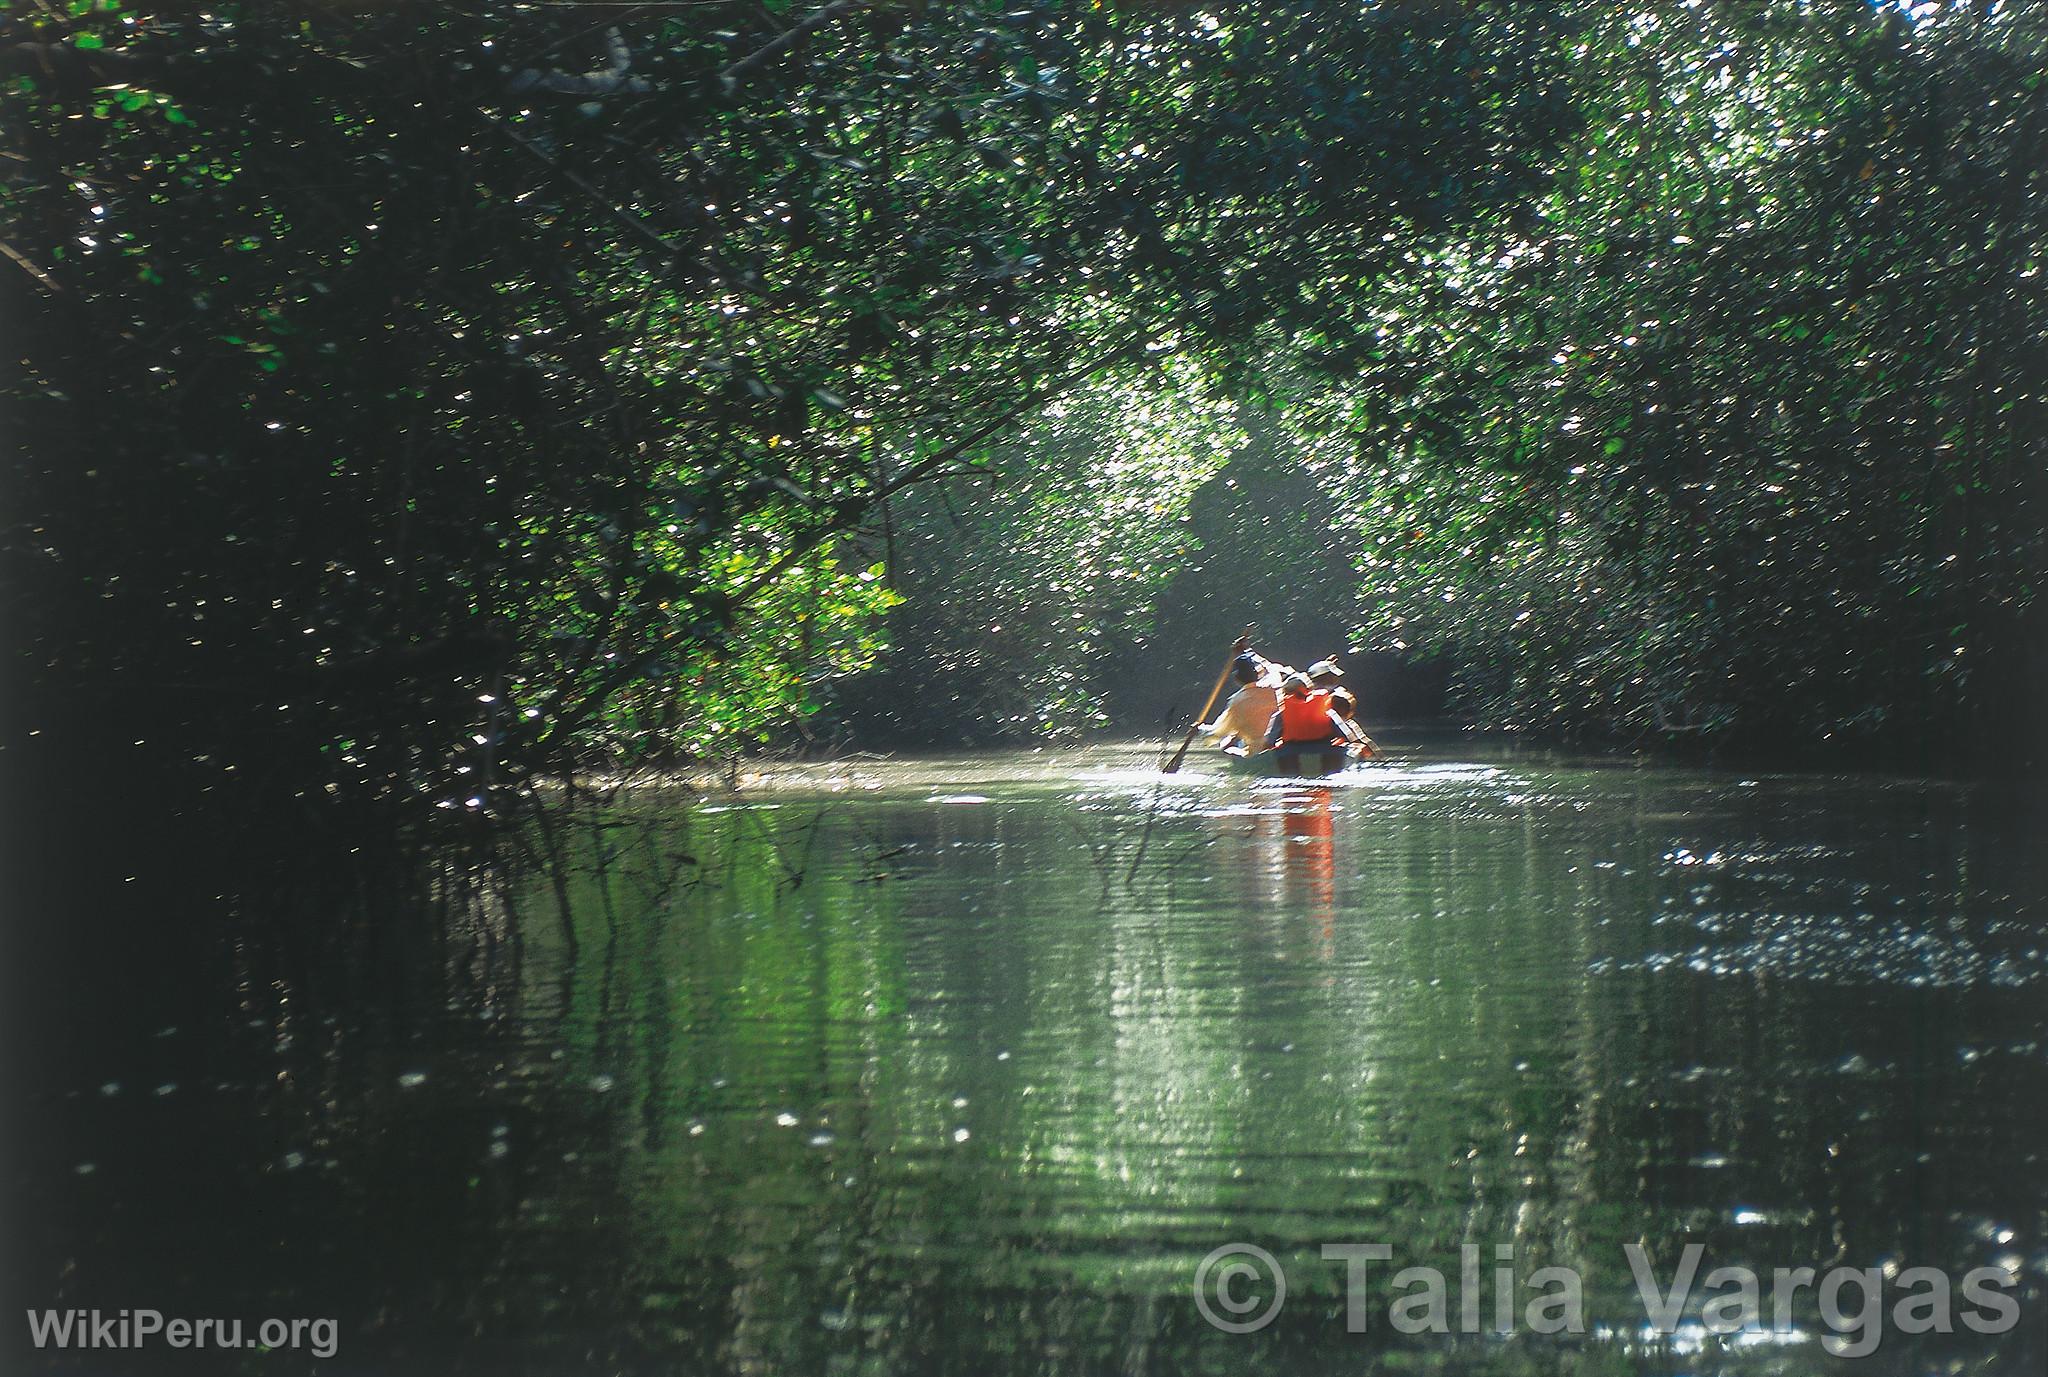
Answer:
[14,736,2046,1375]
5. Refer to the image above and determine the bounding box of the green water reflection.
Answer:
[14,742,2047,1374]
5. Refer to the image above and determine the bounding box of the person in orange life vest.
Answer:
[1263,673,1344,751]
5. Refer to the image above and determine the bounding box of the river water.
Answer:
[11,739,2048,1374]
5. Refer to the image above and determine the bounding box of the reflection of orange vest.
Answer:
[1280,690,1335,742]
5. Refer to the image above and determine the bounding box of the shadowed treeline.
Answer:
[818,5,2048,769]
[11,3,2041,884]
[6,0,1576,851]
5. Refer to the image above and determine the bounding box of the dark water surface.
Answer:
[11,740,2048,1374]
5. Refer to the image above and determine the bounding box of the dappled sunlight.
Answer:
[9,0,2045,1372]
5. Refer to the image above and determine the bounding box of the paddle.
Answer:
[1162,628,1254,775]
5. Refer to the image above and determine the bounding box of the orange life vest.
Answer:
[1279,690,1336,742]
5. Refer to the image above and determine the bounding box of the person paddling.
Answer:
[1204,646,1289,753]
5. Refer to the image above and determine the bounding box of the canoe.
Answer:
[1225,744,1357,778]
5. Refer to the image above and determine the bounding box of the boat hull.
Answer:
[1228,746,1355,778]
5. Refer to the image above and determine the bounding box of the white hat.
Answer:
[1306,659,1344,681]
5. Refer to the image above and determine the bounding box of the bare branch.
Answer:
[718,0,869,93]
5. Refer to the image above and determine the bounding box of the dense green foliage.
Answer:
[1323,2,2048,756]
[833,402,1381,743]
[829,364,1243,742]
[842,2,2047,764]
[6,0,1572,829]
[5,0,2042,844]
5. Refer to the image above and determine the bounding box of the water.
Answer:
[11,740,2047,1374]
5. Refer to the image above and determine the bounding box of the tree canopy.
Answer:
[819,1,2048,764]
[5,0,2041,845]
